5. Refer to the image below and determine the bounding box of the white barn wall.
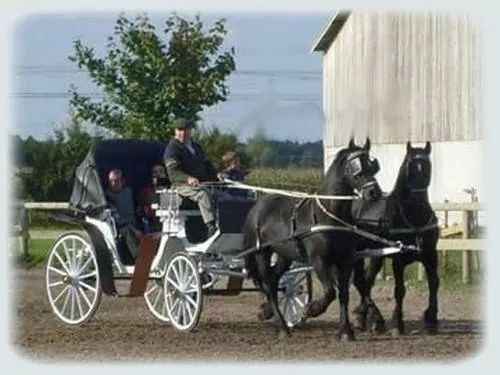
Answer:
[319,12,483,205]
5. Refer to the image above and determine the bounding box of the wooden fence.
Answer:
[11,201,484,283]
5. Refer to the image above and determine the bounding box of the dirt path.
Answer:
[11,267,483,362]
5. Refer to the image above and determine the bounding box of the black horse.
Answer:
[352,141,440,335]
[243,138,382,340]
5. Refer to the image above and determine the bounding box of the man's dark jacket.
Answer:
[163,138,218,185]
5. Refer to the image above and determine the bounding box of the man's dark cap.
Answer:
[171,118,195,129]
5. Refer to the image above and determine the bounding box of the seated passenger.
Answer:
[138,164,168,233]
[219,151,247,182]
[163,118,219,238]
[105,169,142,259]
[218,151,249,200]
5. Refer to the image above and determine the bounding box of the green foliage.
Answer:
[69,13,236,140]
[16,118,100,201]
[193,127,245,170]
[245,129,323,168]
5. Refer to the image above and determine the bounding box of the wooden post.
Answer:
[441,199,449,270]
[462,210,471,284]
[20,205,30,259]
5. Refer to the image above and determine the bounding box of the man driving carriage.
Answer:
[163,118,219,238]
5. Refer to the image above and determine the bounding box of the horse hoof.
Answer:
[305,301,323,318]
[424,324,438,335]
[278,329,291,340]
[390,327,405,337]
[337,332,355,342]
[371,319,386,334]
[257,303,274,321]
[354,319,367,331]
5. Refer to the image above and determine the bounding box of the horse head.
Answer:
[326,137,382,201]
[400,141,432,194]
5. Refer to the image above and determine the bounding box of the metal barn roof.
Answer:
[310,10,351,53]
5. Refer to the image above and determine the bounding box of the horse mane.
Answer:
[391,153,410,198]
[321,147,352,194]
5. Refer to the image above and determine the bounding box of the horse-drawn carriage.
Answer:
[46,138,438,339]
[45,139,312,330]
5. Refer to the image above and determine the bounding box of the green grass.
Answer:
[246,167,323,193]
[12,238,55,268]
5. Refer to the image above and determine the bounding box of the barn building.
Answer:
[311,11,482,203]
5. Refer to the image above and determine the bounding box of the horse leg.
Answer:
[353,257,385,333]
[254,252,290,336]
[422,250,439,334]
[390,258,406,336]
[304,257,336,318]
[258,255,291,321]
[337,265,355,341]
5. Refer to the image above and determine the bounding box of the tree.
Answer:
[194,127,245,170]
[69,13,236,140]
[18,117,100,201]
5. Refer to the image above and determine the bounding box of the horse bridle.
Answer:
[345,150,380,194]
[406,153,430,193]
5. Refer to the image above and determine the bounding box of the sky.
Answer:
[10,12,331,142]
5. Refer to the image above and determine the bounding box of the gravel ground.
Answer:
[11,267,483,363]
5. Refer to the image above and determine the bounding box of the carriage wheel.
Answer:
[144,278,169,323]
[46,233,102,325]
[163,252,203,331]
[278,269,313,328]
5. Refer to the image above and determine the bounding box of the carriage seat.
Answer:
[216,198,255,234]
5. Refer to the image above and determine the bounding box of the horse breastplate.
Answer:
[351,195,395,233]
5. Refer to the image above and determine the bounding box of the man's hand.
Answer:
[187,176,200,187]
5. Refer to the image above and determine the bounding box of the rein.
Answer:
[314,198,406,248]
[220,180,360,201]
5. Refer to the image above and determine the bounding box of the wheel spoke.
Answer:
[77,255,93,275]
[184,294,198,309]
[145,283,158,297]
[75,287,84,318]
[53,252,71,275]
[292,274,307,289]
[79,271,97,279]
[72,238,78,270]
[294,296,305,308]
[172,299,181,321]
[183,271,195,290]
[77,286,92,308]
[166,276,182,291]
[290,298,298,316]
[79,281,97,293]
[184,285,198,294]
[171,264,181,286]
[48,266,67,277]
[184,299,194,321]
[162,299,167,316]
[53,285,71,304]
[70,288,76,320]
[48,280,64,288]
[181,302,187,325]
[152,285,162,308]
[62,241,74,272]
[61,286,72,315]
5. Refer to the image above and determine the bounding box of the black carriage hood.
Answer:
[69,139,167,212]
